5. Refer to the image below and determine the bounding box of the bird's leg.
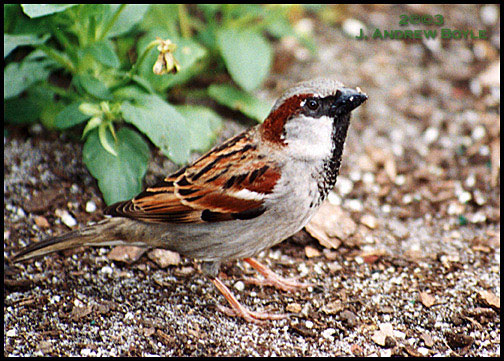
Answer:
[210,277,288,324]
[242,257,314,292]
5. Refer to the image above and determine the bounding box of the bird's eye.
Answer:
[306,98,320,111]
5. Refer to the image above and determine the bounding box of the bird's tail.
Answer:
[12,218,151,263]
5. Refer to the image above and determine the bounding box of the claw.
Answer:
[243,258,314,292]
[211,277,288,324]
[215,304,288,324]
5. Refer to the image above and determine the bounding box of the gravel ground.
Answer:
[4,4,500,356]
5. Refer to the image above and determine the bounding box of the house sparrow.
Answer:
[13,78,367,323]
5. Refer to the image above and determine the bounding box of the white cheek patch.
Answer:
[284,114,333,161]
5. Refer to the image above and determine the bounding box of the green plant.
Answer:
[4,4,314,204]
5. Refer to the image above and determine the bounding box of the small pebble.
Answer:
[447,202,464,215]
[469,212,486,223]
[418,347,430,356]
[423,127,439,144]
[305,245,321,258]
[402,194,413,204]
[80,348,92,357]
[321,328,336,339]
[294,18,314,36]
[394,174,406,186]
[349,170,361,182]
[327,191,341,205]
[148,249,180,268]
[465,174,476,188]
[286,303,302,313]
[55,209,77,228]
[100,266,114,275]
[480,4,498,25]
[458,191,472,204]
[470,79,482,96]
[29,123,43,135]
[394,330,406,339]
[124,312,134,320]
[471,126,486,141]
[362,172,375,184]
[234,281,245,292]
[336,177,353,195]
[381,349,392,357]
[297,263,309,277]
[473,190,486,205]
[16,207,26,218]
[479,145,490,156]
[34,215,50,228]
[342,19,365,38]
[86,200,97,213]
[361,214,378,229]
[346,199,363,212]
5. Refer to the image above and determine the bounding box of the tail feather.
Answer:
[12,218,150,263]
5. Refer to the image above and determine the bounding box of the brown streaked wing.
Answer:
[104,129,281,224]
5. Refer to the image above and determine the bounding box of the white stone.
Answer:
[321,327,336,339]
[85,200,97,213]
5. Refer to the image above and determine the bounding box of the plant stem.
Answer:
[48,21,73,52]
[108,39,161,92]
[130,39,160,76]
[37,44,76,73]
[41,83,81,102]
[178,4,191,38]
[97,4,126,41]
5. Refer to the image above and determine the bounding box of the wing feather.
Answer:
[104,129,281,224]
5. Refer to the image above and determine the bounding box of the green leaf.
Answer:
[197,4,221,21]
[82,116,102,138]
[216,28,272,91]
[4,60,52,99]
[264,14,293,38]
[121,94,192,164]
[4,5,49,36]
[54,102,90,130]
[74,73,113,100]
[83,127,150,205]
[21,4,77,18]
[112,85,152,100]
[175,105,222,152]
[106,4,150,38]
[98,122,118,156]
[39,99,66,129]
[79,102,102,117]
[140,5,179,35]
[4,85,56,126]
[208,84,272,122]
[4,97,41,125]
[4,33,50,58]
[85,41,120,68]
[130,75,157,94]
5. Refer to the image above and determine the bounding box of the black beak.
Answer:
[331,87,368,116]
